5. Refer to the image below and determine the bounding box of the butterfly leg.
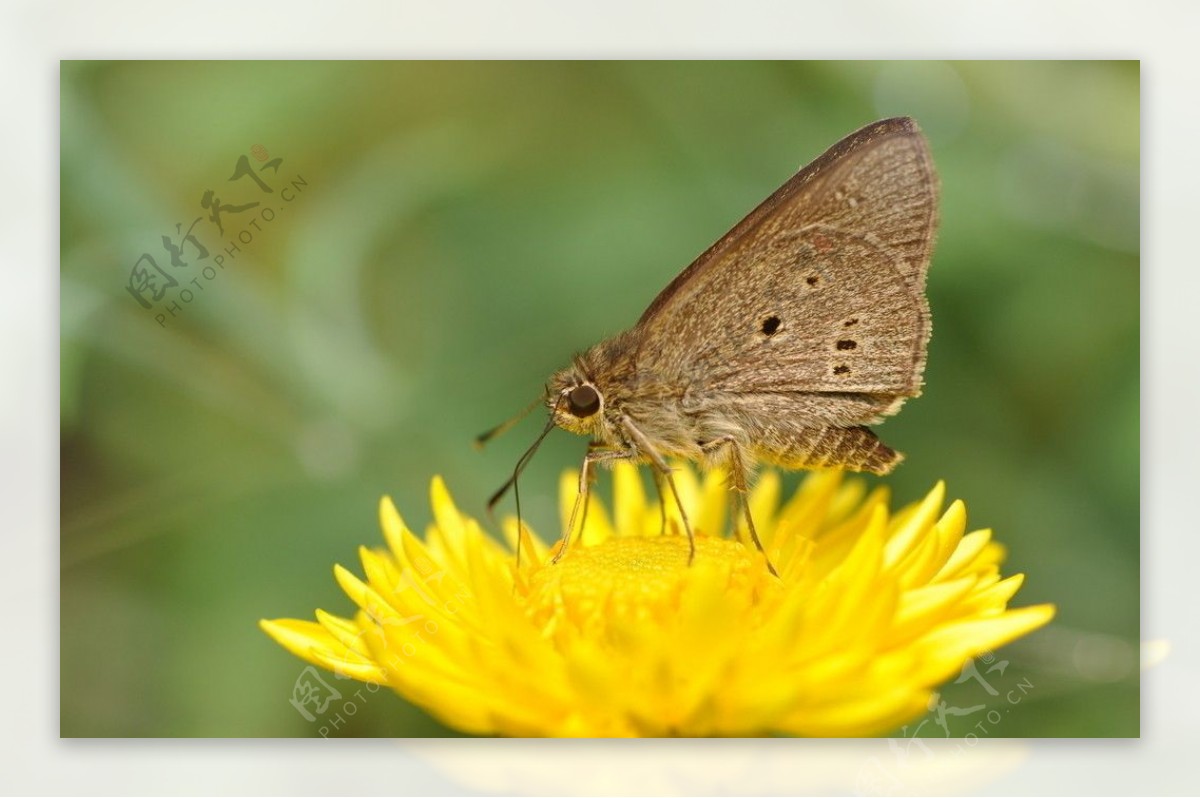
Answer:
[702,436,780,578]
[620,415,696,564]
[572,442,628,550]
[552,444,634,565]
[650,470,668,536]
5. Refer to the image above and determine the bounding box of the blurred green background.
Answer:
[60,61,1139,737]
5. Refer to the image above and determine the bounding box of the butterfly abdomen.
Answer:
[753,424,902,475]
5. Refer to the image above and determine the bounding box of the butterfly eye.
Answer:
[566,384,601,418]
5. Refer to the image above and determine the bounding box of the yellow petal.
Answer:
[612,460,647,535]
[884,480,945,568]
[378,495,411,564]
[259,618,345,667]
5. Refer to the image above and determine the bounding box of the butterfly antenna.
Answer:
[487,402,561,566]
[474,395,545,450]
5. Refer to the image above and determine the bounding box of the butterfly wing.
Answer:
[634,118,938,411]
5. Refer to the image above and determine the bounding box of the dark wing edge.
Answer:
[637,117,927,326]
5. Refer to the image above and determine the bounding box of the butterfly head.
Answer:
[547,364,606,437]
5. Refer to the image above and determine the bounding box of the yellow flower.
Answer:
[261,463,1054,737]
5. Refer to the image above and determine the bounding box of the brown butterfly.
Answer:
[484,117,938,574]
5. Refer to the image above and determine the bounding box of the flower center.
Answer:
[522,536,770,631]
